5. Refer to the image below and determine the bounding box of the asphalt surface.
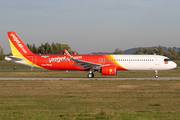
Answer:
[0,77,180,80]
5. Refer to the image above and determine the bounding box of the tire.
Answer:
[88,73,94,78]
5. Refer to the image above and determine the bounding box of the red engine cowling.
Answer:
[100,66,117,75]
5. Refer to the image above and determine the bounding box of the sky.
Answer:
[1,0,180,54]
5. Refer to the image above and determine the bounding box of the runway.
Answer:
[0,77,180,80]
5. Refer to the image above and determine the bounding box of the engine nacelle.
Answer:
[100,66,117,75]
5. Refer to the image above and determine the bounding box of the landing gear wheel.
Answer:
[155,70,158,78]
[88,73,94,78]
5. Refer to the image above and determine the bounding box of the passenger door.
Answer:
[155,56,160,65]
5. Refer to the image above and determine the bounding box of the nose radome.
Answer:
[174,62,177,68]
[172,62,177,68]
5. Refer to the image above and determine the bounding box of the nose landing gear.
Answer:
[155,70,158,78]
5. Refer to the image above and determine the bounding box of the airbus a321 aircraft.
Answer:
[5,32,177,78]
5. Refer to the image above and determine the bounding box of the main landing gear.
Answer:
[88,73,94,78]
[155,70,158,78]
[87,68,94,78]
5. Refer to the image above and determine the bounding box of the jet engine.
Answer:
[100,66,117,75]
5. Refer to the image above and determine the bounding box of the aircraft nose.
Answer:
[172,62,177,69]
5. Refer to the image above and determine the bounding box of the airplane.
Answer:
[5,31,177,78]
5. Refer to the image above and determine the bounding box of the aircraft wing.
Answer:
[71,58,103,70]
[64,49,106,70]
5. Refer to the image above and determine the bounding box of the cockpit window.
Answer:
[164,58,171,62]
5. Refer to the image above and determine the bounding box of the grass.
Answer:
[0,61,32,71]
[0,80,180,119]
[0,61,180,119]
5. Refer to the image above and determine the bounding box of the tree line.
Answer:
[26,42,78,55]
[133,46,180,60]
[0,42,77,61]
[1,44,180,60]
[113,45,180,60]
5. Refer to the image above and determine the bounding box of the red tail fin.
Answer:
[7,32,35,57]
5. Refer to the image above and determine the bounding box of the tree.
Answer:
[53,43,61,54]
[27,42,78,55]
[133,47,143,54]
[143,48,148,54]
[38,43,45,54]
[168,48,178,60]
[32,44,37,54]
[153,47,159,55]
[147,48,154,54]
[48,42,54,54]
[178,51,180,60]
[157,45,164,55]
[56,43,63,54]
[113,48,123,54]
[133,45,180,60]
[0,45,4,60]
[44,42,50,54]
[62,44,74,54]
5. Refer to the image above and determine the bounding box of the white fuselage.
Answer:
[112,55,177,71]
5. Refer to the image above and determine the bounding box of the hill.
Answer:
[91,46,180,54]
[123,46,180,54]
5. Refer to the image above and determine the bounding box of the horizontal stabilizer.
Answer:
[5,56,24,62]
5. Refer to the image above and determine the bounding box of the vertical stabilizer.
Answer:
[7,32,35,58]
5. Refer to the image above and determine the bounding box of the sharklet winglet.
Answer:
[64,49,72,59]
